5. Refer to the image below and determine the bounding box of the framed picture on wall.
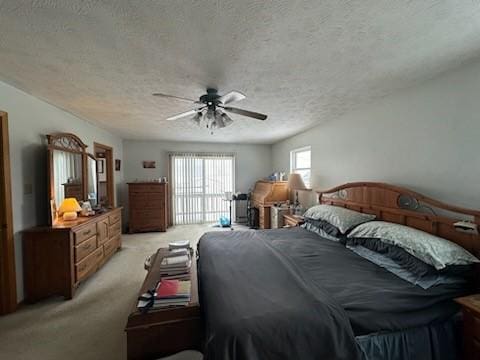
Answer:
[115,159,121,171]
[142,161,156,169]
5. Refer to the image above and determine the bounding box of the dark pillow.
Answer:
[304,217,341,238]
[345,237,473,279]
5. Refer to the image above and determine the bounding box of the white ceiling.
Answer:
[1,1,480,144]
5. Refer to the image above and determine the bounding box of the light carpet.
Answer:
[0,224,245,360]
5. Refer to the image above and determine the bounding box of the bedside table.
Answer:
[455,294,480,360]
[283,214,305,228]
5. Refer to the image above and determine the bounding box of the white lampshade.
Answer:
[287,173,306,190]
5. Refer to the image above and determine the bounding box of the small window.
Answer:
[290,146,311,188]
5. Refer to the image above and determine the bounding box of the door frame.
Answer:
[93,142,115,207]
[0,111,16,314]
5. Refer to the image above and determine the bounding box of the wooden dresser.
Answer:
[128,182,168,233]
[250,180,289,229]
[23,207,122,302]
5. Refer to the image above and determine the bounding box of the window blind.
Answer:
[169,152,235,225]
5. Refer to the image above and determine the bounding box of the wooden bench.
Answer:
[125,248,202,360]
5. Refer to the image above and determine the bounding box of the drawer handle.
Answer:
[79,263,87,272]
[83,243,92,250]
[83,229,92,236]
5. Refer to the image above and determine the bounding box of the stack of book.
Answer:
[137,241,194,312]
[137,279,191,310]
[154,279,191,308]
[160,241,192,279]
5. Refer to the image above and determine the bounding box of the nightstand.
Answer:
[283,214,305,228]
[455,294,480,360]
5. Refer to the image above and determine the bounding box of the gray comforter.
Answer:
[198,228,468,360]
[198,229,361,360]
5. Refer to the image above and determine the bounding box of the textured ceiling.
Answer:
[1,1,480,144]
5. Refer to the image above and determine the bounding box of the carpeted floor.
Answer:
[0,224,245,360]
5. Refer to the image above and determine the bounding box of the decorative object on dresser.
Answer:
[128,182,169,233]
[250,180,289,229]
[283,213,305,228]
[23,207,122,302]
[125,248,200,360]
[455,294,480,360]
[287,173,307,214]
[57,197,82,221]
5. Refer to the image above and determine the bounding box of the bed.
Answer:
[197,182,480,360]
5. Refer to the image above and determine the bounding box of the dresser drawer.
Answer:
[130,199,165,209]
[130,217,164,231]
[130,184,165,193]
[75,235,97,263]
[104,235,120,257]
[129,193,164,202]
[109,210,121,225]
[131,208,164,219]
[74,223,97,245]
[109,220,122,238]
[75,247,103,282]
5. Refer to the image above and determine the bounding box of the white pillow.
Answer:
[347,221,479,270]
[303,204,375,234]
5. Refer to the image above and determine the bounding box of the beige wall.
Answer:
[273,58,480,210]
[122,140,273,226]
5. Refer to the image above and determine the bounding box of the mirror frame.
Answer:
[46,133,89,223]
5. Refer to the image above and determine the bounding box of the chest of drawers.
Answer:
[22,207,122,302]
[128,183,168,233]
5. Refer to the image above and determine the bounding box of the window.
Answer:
[290,146,311,188]
[170,153,235,225]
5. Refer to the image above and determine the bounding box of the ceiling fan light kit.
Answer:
[155,88,267,132]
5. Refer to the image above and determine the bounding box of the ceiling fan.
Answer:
[153,88,267,131]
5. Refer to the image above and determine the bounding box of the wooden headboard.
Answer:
[317,182,480,259]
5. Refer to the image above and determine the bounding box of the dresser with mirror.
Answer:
[23,133,122,302]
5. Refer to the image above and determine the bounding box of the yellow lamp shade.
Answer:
[58,198,82,221]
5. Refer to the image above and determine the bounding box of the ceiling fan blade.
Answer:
[223,106,267,120]
[166,109,198,121]
[153,92,197,103]
[218,91,246,105]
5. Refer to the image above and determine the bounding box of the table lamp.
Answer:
[287,173,306,210]
[58,198,82,221]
